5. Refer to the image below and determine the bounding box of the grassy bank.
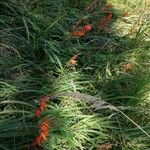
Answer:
[0,0,150,149]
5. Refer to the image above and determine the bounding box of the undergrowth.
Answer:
[0,0,150,149]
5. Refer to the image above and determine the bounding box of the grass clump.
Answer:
[0,0,150,149]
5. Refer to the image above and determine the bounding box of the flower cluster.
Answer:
[32,95,51,147]
[99,3,113,30]
[71,24,92,37]
[99,13,113,30]
[70,3,113,37]
[35,95,49,117]
[33,120,51,146]
[121,63,134,73]
[67,53,81,66]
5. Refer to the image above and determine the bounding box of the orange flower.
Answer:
[99,13,112,30]
[121,63,134,73]
[35,108,41,118]
[39,101,47,111]
[33,120,50,146]
[83,24,92,31]
[71,30,85,37]
[39,120,49,132]
[67,53,80,66]
[34,95,48,118]
[33,135,42,145]
[68,59,77,65]
[107,13,112,19]
[33,131,48,146]
[35,101,47,117]
[40,131,49,141]
[71,24,92,37]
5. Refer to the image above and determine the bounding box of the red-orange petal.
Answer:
[39,121,49,132]
[83,25,92,31]
[40,131,49,141]
[71,31,85,37]
[35,108,41,117]
[107,13,113,19]
[33,135,42,145]
[39,101,47,111]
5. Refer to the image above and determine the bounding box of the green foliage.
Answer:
[0,0,150,149]
[43,101,109,150]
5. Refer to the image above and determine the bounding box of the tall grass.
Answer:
[0,0,150,149]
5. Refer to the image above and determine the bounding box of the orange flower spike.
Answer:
[35,108,42,118]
